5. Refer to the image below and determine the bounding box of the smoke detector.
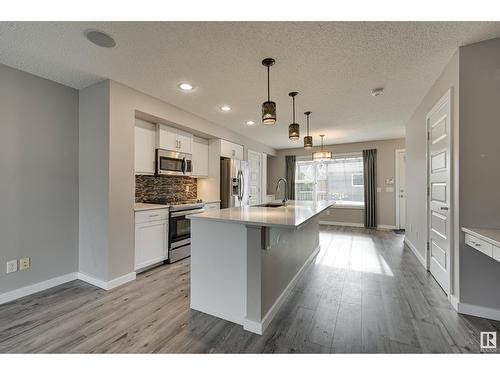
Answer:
[370,87,384,97]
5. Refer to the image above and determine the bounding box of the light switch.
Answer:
[376,187,382,193]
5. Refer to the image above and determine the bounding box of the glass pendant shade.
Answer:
[312,134,332,160]
[262,101,277,125]
[289,123,300,140]
[312,150,333,160]
[304,135,313,148]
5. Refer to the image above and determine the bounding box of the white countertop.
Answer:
[134,203,169,211]
[462,227,500,248]
[188,200,335,229]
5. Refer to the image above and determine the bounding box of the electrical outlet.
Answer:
[6,260,18,274]
[326,209,330,216]
[185,185,190,192]
[19,257,31,271]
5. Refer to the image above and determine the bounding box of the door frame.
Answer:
[425,88,453,294]
[247,149,262,205]
[395,148,406,230]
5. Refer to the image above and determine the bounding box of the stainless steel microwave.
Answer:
[156,149,192,176]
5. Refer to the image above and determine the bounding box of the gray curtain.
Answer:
[285,155,296,200]
[363,149,377,228]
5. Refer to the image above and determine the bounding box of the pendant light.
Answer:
[261,58,277,125]
[312,135,332,160]
[303,111,313,149]
[288,92,300,140]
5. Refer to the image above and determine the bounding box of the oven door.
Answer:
[169,208,204,248]
[156,149,192,176]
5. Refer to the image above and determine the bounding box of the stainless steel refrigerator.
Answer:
[220,158,249,208]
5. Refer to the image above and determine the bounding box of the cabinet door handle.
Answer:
[440,207,449,211]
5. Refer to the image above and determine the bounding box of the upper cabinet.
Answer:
[220,139,244,160]
[192,137,209,177]
[157,123,193,154]
[135,119,156,175]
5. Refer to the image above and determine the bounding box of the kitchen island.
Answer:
[188,200,334,334]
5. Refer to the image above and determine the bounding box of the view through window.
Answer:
[295,154,365,207]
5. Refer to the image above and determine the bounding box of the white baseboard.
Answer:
[320,221,397,230]
[320,221,364,228]
[107,272,136,289]
[78,271,136,290]
[404,237,427,268]
[449,294,459,311]
[243,244,321,335]
[190,304,244,326]
[457,301,500,322]
[0,272,78,305]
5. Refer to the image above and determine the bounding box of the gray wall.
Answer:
[78,81,110,281]
[267,138,405,227]
[0,64,78,294]
[404,50,460,299]
[458,38,500,309]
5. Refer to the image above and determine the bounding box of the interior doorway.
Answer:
[395,149,406,230]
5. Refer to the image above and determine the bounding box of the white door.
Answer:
[247,150,261,206]
[427,90,452,294]
[396,150,406,229]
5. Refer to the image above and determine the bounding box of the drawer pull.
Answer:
[149,214,160,217]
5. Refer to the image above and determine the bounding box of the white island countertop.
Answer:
[188,200,335,229]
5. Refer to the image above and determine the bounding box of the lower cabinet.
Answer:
[135,209,169,271]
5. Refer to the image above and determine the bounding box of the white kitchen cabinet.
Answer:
[220,139,244,160]
[134,119,156,174]
[192,137,209,177]
[157,123,192,154]
[135,208,169,271]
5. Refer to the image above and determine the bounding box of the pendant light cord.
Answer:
[306,114,310,136]
[292,96,295,123]
[267,66,270,101]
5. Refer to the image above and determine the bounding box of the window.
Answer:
[352,173,364,187]
[295,154,365,207]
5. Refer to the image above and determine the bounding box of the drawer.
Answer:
[135,208,169,224]
[493,246,500,263]
[465,233,493,257]
[204,202,220,210]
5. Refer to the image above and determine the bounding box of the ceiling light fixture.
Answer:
[261,58,277,125]
[220,105,231,112]
[370,87,384,97]
[312,135,332,161]
[303,111,313,149]
[84,29,116,48]
[246,120,255,126]
[288,92,300,140]
[178,83,194,91]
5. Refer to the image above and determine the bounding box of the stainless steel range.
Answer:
[143,199,205,263]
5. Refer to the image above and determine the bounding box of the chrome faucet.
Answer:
[275,178,289,204]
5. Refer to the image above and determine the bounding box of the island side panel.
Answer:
[190,218,247,325]
[260,216,320,317]
[244,216,320,333]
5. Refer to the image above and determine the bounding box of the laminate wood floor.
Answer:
[1,226,499,353]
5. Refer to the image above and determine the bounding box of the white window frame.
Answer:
[295,153,365,209]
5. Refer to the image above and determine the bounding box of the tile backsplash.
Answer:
[135,175,197,202]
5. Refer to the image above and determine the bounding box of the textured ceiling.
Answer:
[1,22,500,149]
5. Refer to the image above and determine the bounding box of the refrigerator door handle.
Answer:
[240,170,245,202]
[237,170,242,201]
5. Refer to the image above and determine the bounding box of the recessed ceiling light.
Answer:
[220,105,231,112]
[370,87,384,97]
[84,29,116,48]
[246,120,255,126]
[178,83,193,91]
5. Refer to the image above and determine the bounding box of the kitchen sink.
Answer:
[253,202,286,208]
